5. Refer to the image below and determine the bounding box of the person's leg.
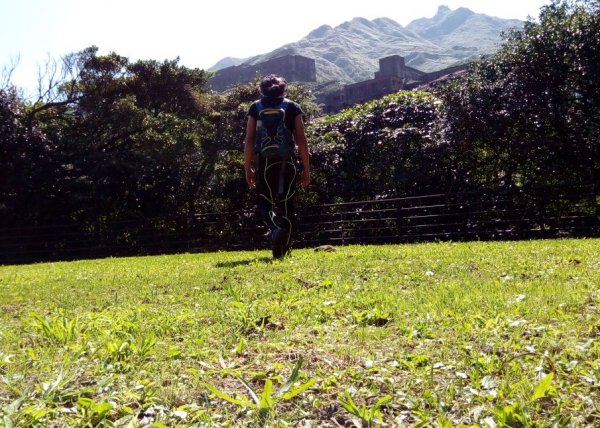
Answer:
[273,158,298,255]
[256,157,279,233]
[257,157,297,258]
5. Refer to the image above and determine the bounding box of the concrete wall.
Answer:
[322,56,467,112]
[209,55,316,92]
[323,55,410,112]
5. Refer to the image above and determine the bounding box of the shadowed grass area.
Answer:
[1,239,599,427]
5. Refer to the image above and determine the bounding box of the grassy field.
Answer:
[0,239,599,427]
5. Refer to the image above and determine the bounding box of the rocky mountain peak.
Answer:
[436,5,451,16]
[209,6,524,85]
[308,24,333,39]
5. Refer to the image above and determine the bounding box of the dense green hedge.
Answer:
[1,1,598,254]
[304,91,448,204]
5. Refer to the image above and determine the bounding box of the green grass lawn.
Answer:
[1,239,599,427]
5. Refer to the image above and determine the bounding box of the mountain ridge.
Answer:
[210,6,524,85]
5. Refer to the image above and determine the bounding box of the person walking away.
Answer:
[244,75,310,259]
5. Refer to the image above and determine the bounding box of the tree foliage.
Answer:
[1,47,213,239]
[434,0,600,189]
[1,0,598,259]
[0,87,58,227]
[305,0,599,204]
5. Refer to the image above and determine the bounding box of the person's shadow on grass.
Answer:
[215,257,272,268]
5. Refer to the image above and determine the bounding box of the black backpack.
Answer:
[254,99,294,158]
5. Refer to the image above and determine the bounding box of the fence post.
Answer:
[340,210,345,245]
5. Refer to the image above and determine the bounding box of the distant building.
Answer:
[323,55,467,113]
[209,54,317,91]
[210,53,468,111]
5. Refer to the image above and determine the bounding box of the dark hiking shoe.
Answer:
[272,227,289,259]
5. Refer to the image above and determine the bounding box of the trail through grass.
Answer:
[1,239,599,426]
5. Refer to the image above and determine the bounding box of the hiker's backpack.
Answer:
[254,99,295,158]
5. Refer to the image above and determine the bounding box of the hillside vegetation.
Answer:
[1,239,599,426]
[213,6,523,83]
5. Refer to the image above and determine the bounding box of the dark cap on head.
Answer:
[260,74,288,97]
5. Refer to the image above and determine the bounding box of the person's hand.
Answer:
[245,168,256,189]
[300,169,310,188]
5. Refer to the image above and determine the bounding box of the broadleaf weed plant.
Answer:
[202,357,316,423]
[339,390,391,427]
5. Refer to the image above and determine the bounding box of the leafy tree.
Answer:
[1,46,219,256]
[33,48,212,227]
[0,88,61,228]
[435,0,600,189]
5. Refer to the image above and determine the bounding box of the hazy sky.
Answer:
[1,0,551,96]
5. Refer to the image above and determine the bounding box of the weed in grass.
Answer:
[339,390,391,427]
[493,403,533,427]
[352,308,391,327]
[203,357,316,424]
[28,312,81,345]
[76,397,114,426]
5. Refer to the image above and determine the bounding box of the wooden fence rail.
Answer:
[296,186,598,246]
[1,185,598,264]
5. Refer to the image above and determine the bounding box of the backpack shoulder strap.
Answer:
[255,100,264,114]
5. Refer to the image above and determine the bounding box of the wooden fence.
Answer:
[296,185,599,246]
[1,185,598,264]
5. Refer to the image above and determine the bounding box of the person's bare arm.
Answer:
[244,116,257,189]
[294,115,310,188]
